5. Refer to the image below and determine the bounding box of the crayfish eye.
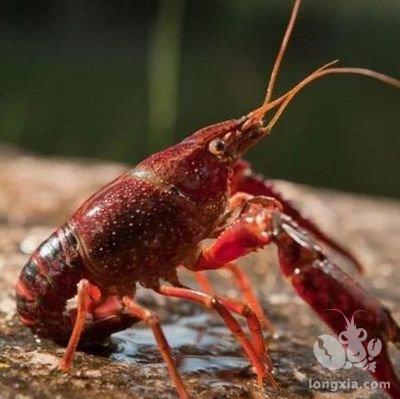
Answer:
[208,138,226,156]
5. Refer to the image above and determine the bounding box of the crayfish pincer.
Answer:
[15,1,400,397]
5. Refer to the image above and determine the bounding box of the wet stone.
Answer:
[0,149,399,398]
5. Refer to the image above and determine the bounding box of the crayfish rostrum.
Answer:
[16,1,400,397]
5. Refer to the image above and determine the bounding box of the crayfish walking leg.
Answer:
[122,297,189,399]
[59,285,189,398]
[191,195,400,397]
[156,285,276,386]
[194,263,274,331]
[59,279,92,372]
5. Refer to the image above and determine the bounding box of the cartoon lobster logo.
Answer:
[313,310,382,372]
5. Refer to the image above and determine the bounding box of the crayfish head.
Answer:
[137,117,265,215]
[184,115,266,164]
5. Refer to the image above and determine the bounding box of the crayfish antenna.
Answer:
[259,66,400,135]
[246,0,400,135]
[264,0,302,105]
[244,63,400,137]
[244,59,339,127]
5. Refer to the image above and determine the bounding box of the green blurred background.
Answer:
[0,0,399,197]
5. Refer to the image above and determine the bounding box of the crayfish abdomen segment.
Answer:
[16,225,84,342]
[16,225,140,344]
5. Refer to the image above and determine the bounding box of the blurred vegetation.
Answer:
[0,0,399,198]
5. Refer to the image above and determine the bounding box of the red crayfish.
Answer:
[16,1,400,397]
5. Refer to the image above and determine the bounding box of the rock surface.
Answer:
[0,149,399,399]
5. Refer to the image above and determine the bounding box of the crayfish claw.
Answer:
[273,219,400,398]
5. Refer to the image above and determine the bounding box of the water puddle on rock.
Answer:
[109,313,249,376]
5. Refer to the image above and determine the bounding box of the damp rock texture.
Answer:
[0,148,399,399]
